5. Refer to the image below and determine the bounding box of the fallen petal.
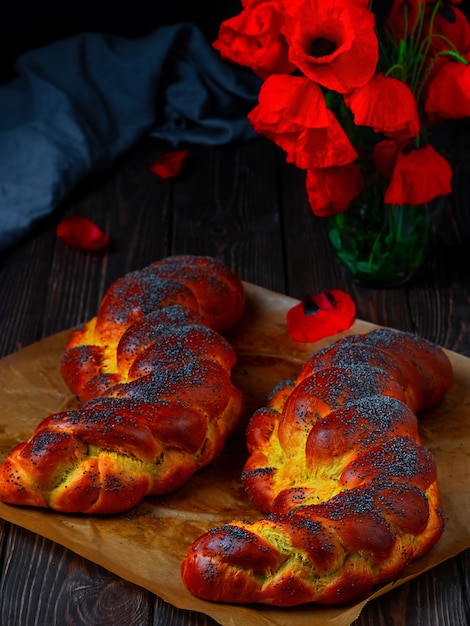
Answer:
[56,216,110,251]
[149,150,190,179]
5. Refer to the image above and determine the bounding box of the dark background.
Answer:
[1,1,470,83]
[0,2,242,82]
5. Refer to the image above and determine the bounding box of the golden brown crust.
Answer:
[181,328,453,606]
[0,255,245,514]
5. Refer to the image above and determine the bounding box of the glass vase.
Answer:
[328,183,435,288]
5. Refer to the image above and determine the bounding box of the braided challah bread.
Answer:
[181,328,453,606]
[0,255,245,514]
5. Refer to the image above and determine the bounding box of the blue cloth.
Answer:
[0,23,261,253]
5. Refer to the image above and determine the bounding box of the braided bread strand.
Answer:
[181,329,453,606]
[0,255,245,514]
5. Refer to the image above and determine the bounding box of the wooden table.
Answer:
[0,135,469,625]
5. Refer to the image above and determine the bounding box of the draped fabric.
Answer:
[0,23,261,253]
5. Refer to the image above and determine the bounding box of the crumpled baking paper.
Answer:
[0,283,469,626]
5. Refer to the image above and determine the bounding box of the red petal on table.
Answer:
[149,150,189,179]
[56,216,110,251]
[287,290,356,343]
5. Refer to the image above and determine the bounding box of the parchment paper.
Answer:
[0,283,469,626]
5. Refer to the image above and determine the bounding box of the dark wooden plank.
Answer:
[354,556,470,626]
[406,157,470,356]
[0,234,56,356]
[171,140,287,293]
[458,549,470,606]
[0,524,153,626]
[151,599,218,626]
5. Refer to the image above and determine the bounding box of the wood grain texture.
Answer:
[0,136,469,626]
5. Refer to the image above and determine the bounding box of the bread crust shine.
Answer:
[181,328,453,606]
[0,255,245,514]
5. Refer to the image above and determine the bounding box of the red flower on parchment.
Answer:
[287,289,356,343]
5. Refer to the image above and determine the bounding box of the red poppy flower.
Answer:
[213,0,295,78]
[248,74,357,169]
[345,73,420,138]
[384,144,453,205]
[56,216,110,251]
[305,163,364,216]
[149,150,189,179]
[428,6,470,56]
[282,0,378,93]
[372,139,406,179]
[424,57,470,122]
[385,0,425,42]
[287,289,356,343]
